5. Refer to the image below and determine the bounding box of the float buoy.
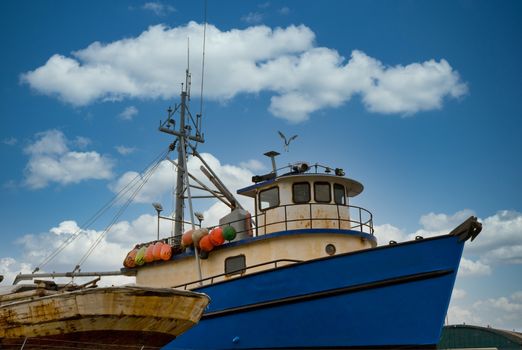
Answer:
[135,246,146,266]
[222,226,237,241]
[160,243,172,261]
[182,229,194,247]
[144,244,154,263]
[192,228,208,247]
[123,248,137,268]
[199,234,214,252]
[152,241,163,260]
[209,227,225,246]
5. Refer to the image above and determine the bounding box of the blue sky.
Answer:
[1,0,521,331]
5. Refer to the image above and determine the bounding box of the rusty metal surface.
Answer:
[0,286,209,345]
[0,330,175,349]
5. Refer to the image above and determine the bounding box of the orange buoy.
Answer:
[152,241,163,260]
[160,243,172,261]
[182,229,194,247]
[123,248,137,268]
[199,234,214,252]
[144,244,154,263]
[135,246,146,266]
[192,228,208,247]
[209,227,225,246]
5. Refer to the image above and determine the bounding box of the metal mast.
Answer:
[174,76,188,239]
[159,69,204,241]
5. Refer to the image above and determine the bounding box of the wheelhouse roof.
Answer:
[237,173,364,198]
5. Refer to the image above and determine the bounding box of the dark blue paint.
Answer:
[165,234,464,349]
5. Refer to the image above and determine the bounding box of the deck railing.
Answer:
[173,259,302,290]
[153,203,373,249]
[254,203,374,235]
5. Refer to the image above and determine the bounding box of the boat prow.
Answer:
[0,281,210,349]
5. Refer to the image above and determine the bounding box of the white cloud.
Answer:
[109,159,176,203]
[1,215,156,286]
[2,151,261,285]
[2,137,17,146]
[447,305,482,325]
[374,209,522,278]
[142,2,175,16]
[115,145,136,155]
[470,293,522,329]
[21,22,467,122]
[373,223,407,245]
[3,149,261,285]
[9,214,161,280]
[362,57,467,115]
[73,136,91,149]
[50,220,80,235]
[465,210,522,265]
[452,288,467,300]
[119,106,138,120]
[199,201,233,228]
[458,257,491,277]
[0,257,32,286]
[24,129,68,155]
[239,159,265,172]
[512,291,522,303]
[110,152,255,207]
[241,12,264,24]
[448,290,522,329]
[23,130,114,189]
[474,296,522,313]
[419,209,476,233]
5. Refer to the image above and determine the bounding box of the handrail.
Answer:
[173,258,302,290]
[157,203,373,247]
[218,203,373,239]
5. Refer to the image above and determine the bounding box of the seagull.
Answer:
[278,131,298,152]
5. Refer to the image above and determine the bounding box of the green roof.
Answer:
[438,324,522,350]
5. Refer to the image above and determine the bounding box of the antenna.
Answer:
[186,37,191,99]
[198,0,208,136]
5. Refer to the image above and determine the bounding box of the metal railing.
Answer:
[258,203,373,235]
[173,258,302,290]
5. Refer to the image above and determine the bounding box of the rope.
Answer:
[33,147,170,273]
[73,150,167,270]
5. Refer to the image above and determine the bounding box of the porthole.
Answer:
[325,244,336,256]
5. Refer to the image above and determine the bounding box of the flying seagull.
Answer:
[278,131,298,152]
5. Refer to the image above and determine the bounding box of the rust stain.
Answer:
[0,287,209,340]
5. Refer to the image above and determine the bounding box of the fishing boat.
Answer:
[0,278,210,349]
[118,69,483,350]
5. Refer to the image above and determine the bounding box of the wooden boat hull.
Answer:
[0,286,209,349]
[0,330,174,349]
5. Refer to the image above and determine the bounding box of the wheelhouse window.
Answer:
[334,184,346,205]
[259,187,279,210]
[314,182,331,203]
[293,182,310,204]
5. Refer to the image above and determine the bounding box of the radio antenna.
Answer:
[198,0,208,135]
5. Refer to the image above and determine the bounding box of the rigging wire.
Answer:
[33,147,171,273]
[73,151,167,271]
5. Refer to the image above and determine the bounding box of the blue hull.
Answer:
[166,234,464,349]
